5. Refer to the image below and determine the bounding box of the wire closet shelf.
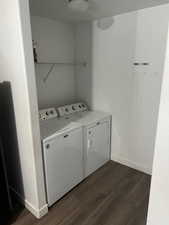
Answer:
[36,62,87,83]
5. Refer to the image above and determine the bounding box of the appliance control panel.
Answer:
[58,102,88,117]
[39,108,58,120]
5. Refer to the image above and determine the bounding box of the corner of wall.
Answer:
[111,154,152,175]
[10,186,48,219]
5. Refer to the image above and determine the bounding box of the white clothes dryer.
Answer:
[58,103,112,178]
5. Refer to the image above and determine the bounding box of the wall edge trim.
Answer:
[111,155,152,175]
[10,186,48,219]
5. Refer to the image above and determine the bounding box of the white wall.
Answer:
[76,16,136,167]
[147,24,169,225]
[75,23,93,107]
[31,16,76,109]
[91,13,137,171]
[76,4,169,174]
[0,0,47,218]
[128,5,169,173]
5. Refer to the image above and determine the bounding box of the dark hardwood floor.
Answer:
[11,161,151,225]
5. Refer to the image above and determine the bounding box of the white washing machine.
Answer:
[39,108,84,207]
[58,103,112,178]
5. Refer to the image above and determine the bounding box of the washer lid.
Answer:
[40,117,82,141]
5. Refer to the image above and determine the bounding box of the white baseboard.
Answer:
[10,187,48,219]
[111,155,152,175]
[24,199,48,219]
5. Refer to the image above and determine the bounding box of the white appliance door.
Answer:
[86,120,110,177]
[43,127,83,206]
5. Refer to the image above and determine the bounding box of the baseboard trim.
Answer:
[111,155,152,175]
[10,187,48,219]
[37,204,48,219]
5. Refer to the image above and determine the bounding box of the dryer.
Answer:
[58,103,111,178]
[81,112,111,178]
[39,108,83,207]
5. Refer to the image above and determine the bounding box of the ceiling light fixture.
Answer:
[67,0,89,12]
[97,17,114,30]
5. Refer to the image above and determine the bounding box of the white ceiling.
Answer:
[29,0,169,22]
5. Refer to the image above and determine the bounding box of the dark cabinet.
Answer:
[0,82,16,224]
[0,139,12,224]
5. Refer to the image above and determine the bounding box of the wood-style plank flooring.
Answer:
[11,161,151,225]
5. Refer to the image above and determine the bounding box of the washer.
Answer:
[58,103,112,178]
[39,108,83,207]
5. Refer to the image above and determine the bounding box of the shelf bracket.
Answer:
[43,64,55,83]
[35,62,87,83]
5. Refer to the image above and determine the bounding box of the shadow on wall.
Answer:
[0,82,25,224]
[75,22,93,109]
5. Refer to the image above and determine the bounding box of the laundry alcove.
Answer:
[29,1,169,222]
[1,0,169,224]
[31,3,169,175]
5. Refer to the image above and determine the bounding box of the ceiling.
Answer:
[29,0,169,22]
